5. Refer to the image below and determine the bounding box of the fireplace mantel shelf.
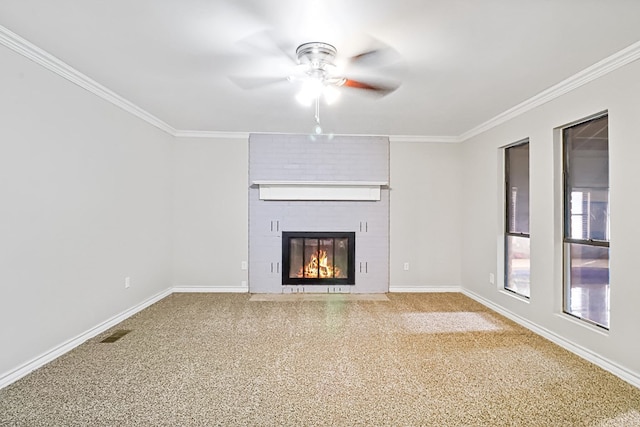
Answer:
[252,181,388,201]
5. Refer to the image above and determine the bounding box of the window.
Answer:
[562,114,609,329]
[505,141,530,297]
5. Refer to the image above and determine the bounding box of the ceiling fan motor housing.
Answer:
[296,42,337,68]
[295,42,346,86]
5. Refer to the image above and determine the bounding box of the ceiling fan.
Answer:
[289,41,400,102]
[229,37,403,101]
[228,35,403,134]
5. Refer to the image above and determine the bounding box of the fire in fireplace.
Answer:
[282,232,355,285]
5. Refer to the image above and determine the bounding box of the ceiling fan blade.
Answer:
[228,76,289,90]
[341,78,400,97]
[236,30,297,64]
[346,39,403,69]
[349,48,386,64]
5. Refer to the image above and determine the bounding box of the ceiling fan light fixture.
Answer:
[293,42,345,106]
[323,84,341,105]
[296,78,324,105]
[295,79,342,106]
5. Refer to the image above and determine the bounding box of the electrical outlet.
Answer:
[241,261,248,270]
[124,277,131,288]
[403,262,410,271]
[489,273,495,284]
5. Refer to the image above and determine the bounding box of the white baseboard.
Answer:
[462,289,640,389]
[389,285,462,293]
[172,286,249,293]
[1,286,250,389]
[0,287,172,390]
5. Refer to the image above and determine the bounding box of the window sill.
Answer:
[499,288,531,303]
[555,312,610,336]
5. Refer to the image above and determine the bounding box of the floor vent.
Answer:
[100,329,132,343]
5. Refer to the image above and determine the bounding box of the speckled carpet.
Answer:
[1,293,639,426]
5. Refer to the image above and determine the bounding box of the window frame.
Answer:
[504,139,530,298]
[561,113,610,330]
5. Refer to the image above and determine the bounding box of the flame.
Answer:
[297,250,341,278]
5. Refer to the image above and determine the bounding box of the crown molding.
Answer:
[389,135,461,144]
[459,39,640,142]
[177,132,459,142]
[173,130,250,139]
[0,24,176,135]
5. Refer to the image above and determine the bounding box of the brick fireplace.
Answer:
[248,134,389,293]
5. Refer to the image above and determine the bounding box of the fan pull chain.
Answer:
[314,96,322,135]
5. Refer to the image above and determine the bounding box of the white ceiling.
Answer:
[1,0,640,138]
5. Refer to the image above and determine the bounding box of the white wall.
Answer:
[171,136,248,290]
[0,46,173,378]
[460,58,640,381]
[389,141,462,290]
[171,137,463,294]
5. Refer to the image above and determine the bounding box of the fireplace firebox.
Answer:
[282,232,355,285]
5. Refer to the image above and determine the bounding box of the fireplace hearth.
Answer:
[282,232,356,285]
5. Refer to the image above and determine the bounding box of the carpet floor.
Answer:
[1,293,639,426]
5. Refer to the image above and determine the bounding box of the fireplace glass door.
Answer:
[282,232,355,285]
